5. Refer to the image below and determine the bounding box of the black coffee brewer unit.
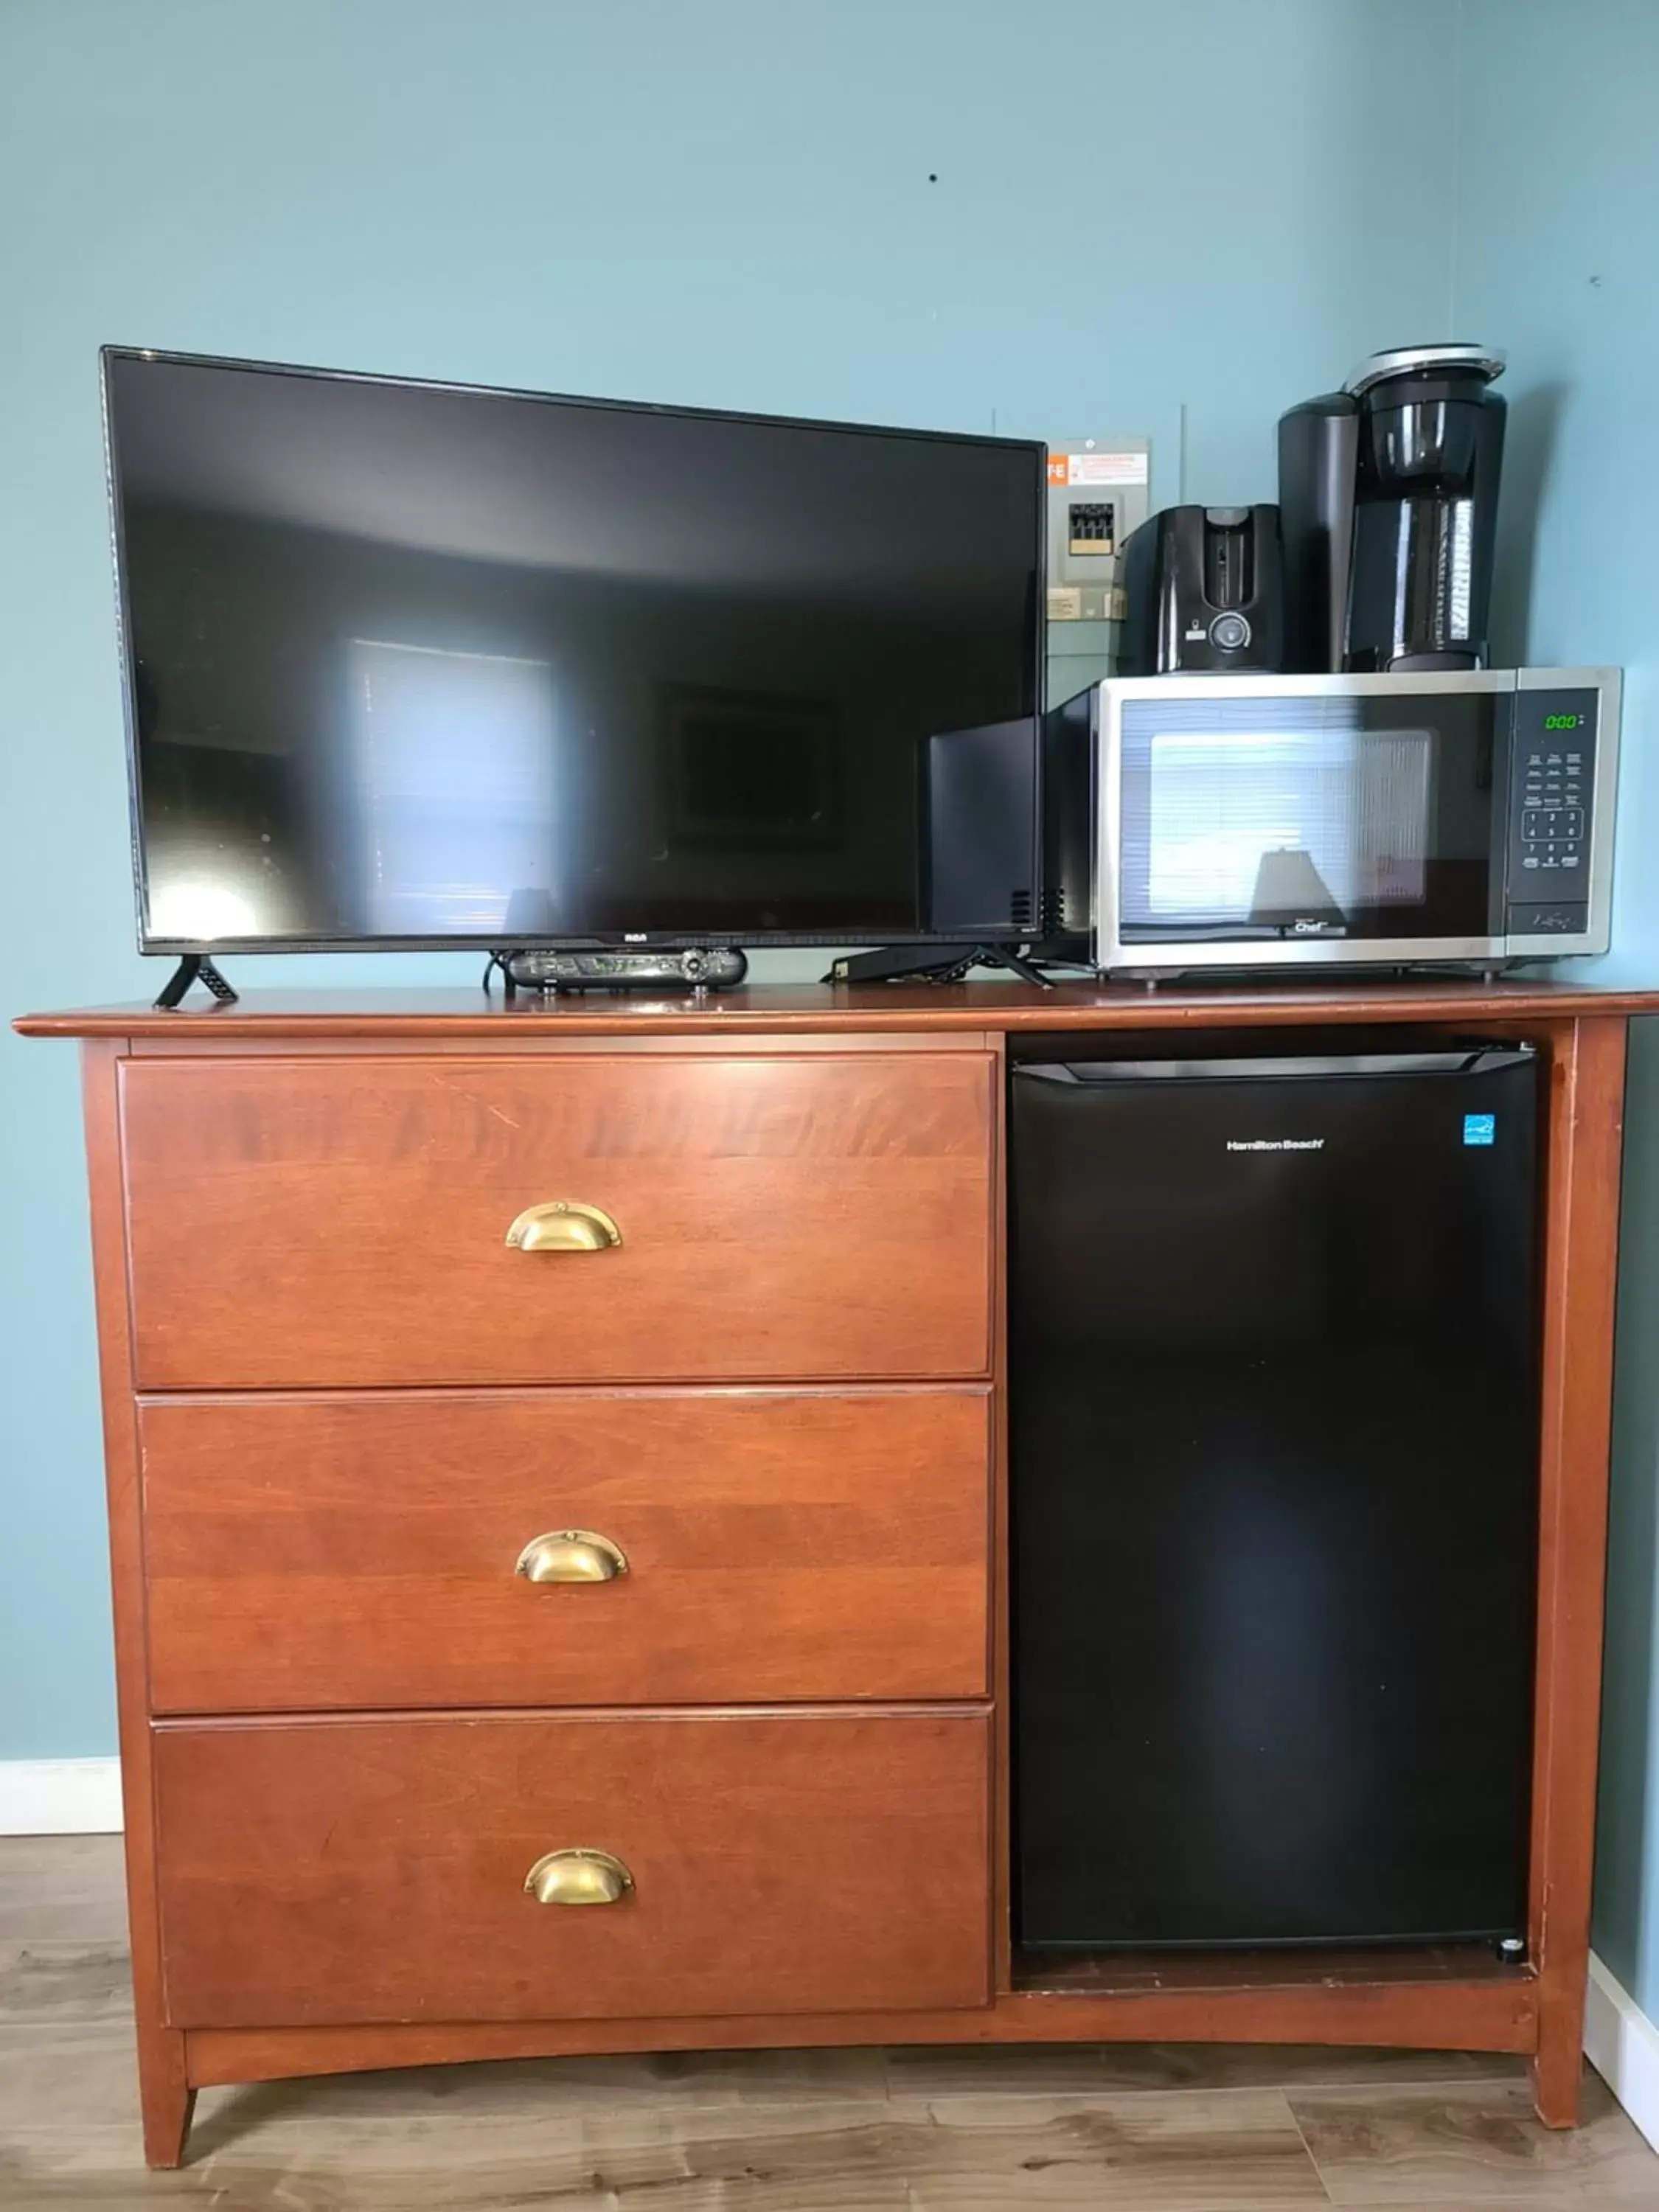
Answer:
[1116,504,1284,675]
[1279,344,1506,673]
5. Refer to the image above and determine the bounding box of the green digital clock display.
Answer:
[1543,712,1584,730]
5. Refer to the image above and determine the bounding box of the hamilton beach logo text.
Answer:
[1225,1138,1326,1152]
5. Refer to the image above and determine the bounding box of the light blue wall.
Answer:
[14,0,1651,2023]
[1454,0,1659,2017]
[0,0,1464,1755]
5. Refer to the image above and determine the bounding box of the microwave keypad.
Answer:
[1519,746,1589,872]
[1507,688,1598,931]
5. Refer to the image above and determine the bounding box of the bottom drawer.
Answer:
[155,1709,990,2027]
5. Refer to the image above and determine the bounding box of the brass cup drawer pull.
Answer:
[504,1202,622,1253]
[515,1530,628,1584]
[524,1848,634,1907]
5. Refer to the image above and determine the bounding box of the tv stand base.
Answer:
[826,944,1052,987]
[154,955,239,1010]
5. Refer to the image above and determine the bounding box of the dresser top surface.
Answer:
[16,976,1659,1040]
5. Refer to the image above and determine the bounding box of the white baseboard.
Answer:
[1586,1952,1659,2154]
[0,1758,124,1836]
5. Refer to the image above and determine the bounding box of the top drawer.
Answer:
[120,1051,994,1388]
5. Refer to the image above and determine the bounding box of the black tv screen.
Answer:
[104,350,1043,950]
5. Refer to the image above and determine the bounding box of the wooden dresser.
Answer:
[16,976,1655,2167]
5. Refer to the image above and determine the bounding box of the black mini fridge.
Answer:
[1011,1044,1540,1952]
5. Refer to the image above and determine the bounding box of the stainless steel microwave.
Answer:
[1038,669,1620,976]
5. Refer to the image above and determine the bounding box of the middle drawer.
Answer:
[141,1388,991,1713]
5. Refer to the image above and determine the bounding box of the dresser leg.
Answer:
[139,2028,196,2168]
[1530,2000,1586,2129]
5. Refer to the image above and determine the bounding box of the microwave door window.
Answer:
[1141,726,1433,933]
[1118,697,1498,944]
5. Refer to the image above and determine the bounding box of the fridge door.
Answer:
[1011,1048,1539,1950]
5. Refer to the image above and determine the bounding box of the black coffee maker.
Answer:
[1278,345,1506,673]
[1116,504,1284,675]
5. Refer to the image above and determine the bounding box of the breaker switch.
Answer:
[1068,501,1116,555]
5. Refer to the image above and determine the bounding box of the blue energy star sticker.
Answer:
[1464,1113,1497,1147]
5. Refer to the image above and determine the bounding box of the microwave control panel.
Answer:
[1506,685,1599,932]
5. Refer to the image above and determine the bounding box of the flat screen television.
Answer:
[103,349,1045,954]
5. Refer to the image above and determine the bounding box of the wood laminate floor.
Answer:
[1,1837,1655,2210]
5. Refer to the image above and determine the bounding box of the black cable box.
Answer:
[502,947,748,993]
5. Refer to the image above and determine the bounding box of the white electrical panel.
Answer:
[1044,437,1150,704]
